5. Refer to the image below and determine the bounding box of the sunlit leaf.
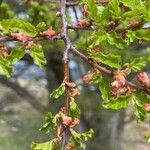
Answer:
[7,47,25,64]
[0,56,12,76]
[30,45,46,68]
[0,18,37,36]
[50,83,65,99]
[31,139,60,150]
[70,98,80,119]
[103,96,130,109]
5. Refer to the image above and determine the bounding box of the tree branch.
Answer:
[0,35,62,43]
[70,46,150,94]
[61,0,71,149]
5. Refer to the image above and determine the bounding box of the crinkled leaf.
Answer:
[7,47,25,64]
[134,105,146,122]
[31,139,60,150]
[120,0,144,10]
[133,92,149,122]
[110,0,121,16]
[0,56,13,76]
[39,112,57,134]
[30,45,46,68]
[134,29,150,40]
[87,0,97,20]
[107,32,126,49]
[70,129,94,150]
[89,50,121,68]
[129,57,146,72]
[70,98,80,119]
[103,96,130,110]
[99,76,110,102]
[36,22,47,32]
[0,18,37,37]
[50,83,65,99]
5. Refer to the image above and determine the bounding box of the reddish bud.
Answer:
[137,72,150,87]
[10,32,30,43]
[56,11,61,17]
[65,142,74,150]
[82,5,88,16]
[40,27,56,39]
[83,71,96,84]
[75,19,91,27]
[111,74,126,88]
[70,118,80,128]
[61,114,72,128]
[128,20,141,29]
[0,45,9,57]
[65,82,76,88]
[144,103,150,112]
[69,88,80,98]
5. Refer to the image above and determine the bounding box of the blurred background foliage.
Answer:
[0,0,150,150]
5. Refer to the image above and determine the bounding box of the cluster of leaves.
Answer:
[0,0,150,149]
[0,18,48,76]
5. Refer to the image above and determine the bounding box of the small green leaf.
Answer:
[110,0,121,16]
[103,96,130,109]
[70,98,80,119]
[120,0,144,10]
[39,112,57,134]
[31,139,60,150]
[7,47,25,64]
[129,57,146,72]
[133,92,149,122]
[145,135,150,142]
[0,56,13,76]
[36,22,47,32]
[0,18,37,37]
[30,45,46,68]
[135,29,150,40]
[70,129,94,150]
[99,76,110,102]
[50,83,65,99]
[134,105,146,122]
[87,0,97,20]
[107,32,126,49]
[89,50,121,68]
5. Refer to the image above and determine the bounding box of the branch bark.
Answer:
[61,0,71,149]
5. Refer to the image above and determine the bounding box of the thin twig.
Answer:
[67,24,96,31]
[66,2,78,7]
[0,35,62,43]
